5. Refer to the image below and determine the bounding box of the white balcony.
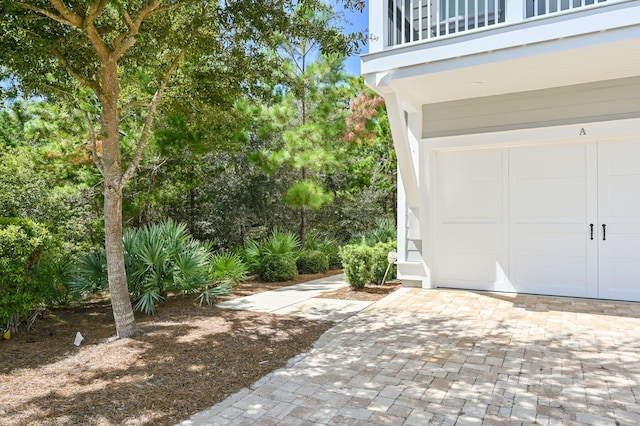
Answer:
[363,0,640,104]
[377,0,621,49]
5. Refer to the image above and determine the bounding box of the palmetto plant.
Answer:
[125,220,211,315]
[243,228,301,275]
[263,228,301,255]
[304,231,341,252]
[351,218,397,247]
[302,231,342,269]
[303,231,325,251]
[74,219,228,315]
[71,250,109,295]
[208,253,248,287]
[197,252,247,306]
[242,239,264,275]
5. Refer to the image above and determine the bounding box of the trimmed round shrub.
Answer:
[340,240,398,289]
[371,241,398,284]
[340,244,373,290]
[259,254,298,282]
[320,243,342,270]
[296,250,329,274]
[327,251,342,270]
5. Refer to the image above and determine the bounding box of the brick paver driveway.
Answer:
[183,288,640,425]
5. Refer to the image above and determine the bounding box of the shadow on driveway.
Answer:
[184,288,640,425]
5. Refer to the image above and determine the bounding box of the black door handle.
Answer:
[602,224,606,241]
[590,224,594,240]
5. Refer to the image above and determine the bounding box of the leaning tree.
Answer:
[0,0,363,337]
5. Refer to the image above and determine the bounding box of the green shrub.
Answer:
[70,251,108,295]
[322,244,342,269]
[304,232,342,269]
[42,256,77,307]
[340,244,373,290]
[263,228,301,255]
[371,241,397,284]
[350,217,397,247]
[340,240,398,289]
[303,232,324,251]
[0,148,96,256]
[242,239,264,275]
[209,252,248,287]
[196,284,231,307]
[243,228,301,277]
[259,254,298,282]
[296,250,329,274]
[0,218,56,332]
[128,220,216,314]
[193,253,244,307]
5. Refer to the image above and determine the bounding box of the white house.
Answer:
[362,0,640,301]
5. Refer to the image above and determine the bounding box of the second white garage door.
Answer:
[434,138,640,301]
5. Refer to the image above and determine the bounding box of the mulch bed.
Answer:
[316,281,402,302]
[0,271,400,425]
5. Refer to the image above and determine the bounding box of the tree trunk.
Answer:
[101,62,139,338]
[189,188,196,236]
[104,180,138,337]
[300,205,307,248]
[300,166,307,247]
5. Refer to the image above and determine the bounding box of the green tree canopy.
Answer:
[0,0,364,337]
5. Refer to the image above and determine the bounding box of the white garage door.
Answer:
[598,140,640,301]
[435,138,640,301]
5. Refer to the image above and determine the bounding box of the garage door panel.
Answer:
[440,181,503,221]
[511,178,588,222]
[602,175,640,219]
[435,148,509,291]
[509,142,597,299]
[599,139,640,175]
[438,254,509,287]
[599,139,640,301]
[603,231,640,258]
[439,225,505,254]
[512,256,589,297]
[438,149,504,182]
[599,258,640,301]
[511,143,588,179]
[511,229,587,257]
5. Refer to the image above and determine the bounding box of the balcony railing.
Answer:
[386,0,608,46]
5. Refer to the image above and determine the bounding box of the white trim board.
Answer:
[423,117,640,151]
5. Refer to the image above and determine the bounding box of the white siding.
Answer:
[422,77,640,138]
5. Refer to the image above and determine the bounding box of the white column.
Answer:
[383,90,420,209]
[369,0,386,53]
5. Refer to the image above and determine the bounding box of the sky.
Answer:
[333,1,369,76]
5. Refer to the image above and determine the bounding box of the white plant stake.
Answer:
[74,332,84,346]
[380,252,398,286]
